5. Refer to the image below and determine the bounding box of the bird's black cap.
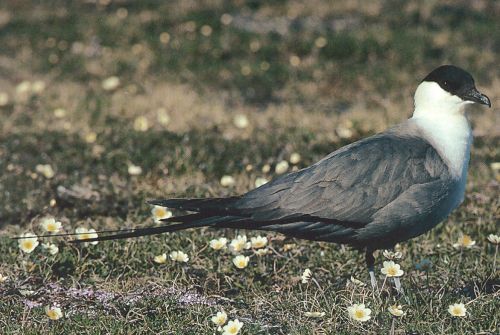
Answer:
[423,65,491,107]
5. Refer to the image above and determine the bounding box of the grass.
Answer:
[0,0,499,334]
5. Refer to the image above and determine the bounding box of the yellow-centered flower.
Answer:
[170,251,189,263]
[250,235,268,249]
[347,303,371,322]
[448,303,466,317]
[222,319,243,335]
[40,217,62,233]
[381,261,404,277]
[45,306,63,320]
[151,205,172,223]
[153,253,167,264]
[18,233,39,253]
[209,237,228,250]
[453,234,476,248]
[388,305,405,317]
[229,235,250,253]
[232,255,249,269]
[211,311,228,326]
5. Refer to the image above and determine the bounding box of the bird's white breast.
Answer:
[411,81,473,206]
[412,115,472,180]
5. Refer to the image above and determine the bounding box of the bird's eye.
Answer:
[443,81,448,86]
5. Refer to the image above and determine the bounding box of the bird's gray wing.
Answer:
[233,125,455,246]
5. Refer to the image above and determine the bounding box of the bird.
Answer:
[29,65,492,288]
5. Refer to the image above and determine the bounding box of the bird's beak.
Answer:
[463,87,491,107]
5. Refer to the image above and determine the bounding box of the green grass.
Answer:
[0,1,499,334]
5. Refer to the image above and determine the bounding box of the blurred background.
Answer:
[0,0,498,228]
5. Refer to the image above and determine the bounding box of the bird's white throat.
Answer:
[411,81,472,180]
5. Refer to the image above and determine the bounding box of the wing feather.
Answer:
[233,123,454,245]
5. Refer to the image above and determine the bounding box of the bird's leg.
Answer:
[369,271,378,290]
[393,277,402,293]
[388,246,404,294]
[365,249,377,289]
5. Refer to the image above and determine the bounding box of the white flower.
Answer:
[102,76,120,91]
[250,235,268,249]
[154,253,167,264]
[222,319,243,335]
[84,132,97,143]
[232,255,250,269]
[289,152,301,164]
[211,311,228,326]
[133,116,150,132]
[301,268,312,284]
[53,108,67,118]
[16,81,32,95]
[0,92,9,106]
[347,303,371,322]
[75,227,99,245]
[35,164,55,179]
[18,233,39,253]
[170,251,189,263]
[254,177,269,188]
[220,175,236,187]
[453,234,476,248]
[388,305,405,317]
[255,248,269,256]
[157,108,170,125]
[210,237,228,250]
[289,55,301,67]
[315,36,327,48]
[45,306,63,320]
[42,243,59,255]
[336,126,353,139]
[128,164,142,176]
[490,162,500,171]
[487,234,500,245]
[229,235,249,253]
[349,276,366,287]
[151,205,172,223]
[32,80,46,94]
[220,13,233,25]
[240,65,251,76]
[275,160,289,174]
[39,217,62,233]
[381,261,404,277]
[0,274,8,283]
[133,116,151,133]
[159,32,170,44]
[261,164,271,174]
[448,303,466,317]
[304,311,325,318]
[382,250,403,260]
[233,114,249,129]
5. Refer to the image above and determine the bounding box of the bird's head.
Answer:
[413,65,491,118]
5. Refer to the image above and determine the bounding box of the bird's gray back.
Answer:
[233,121,460,249]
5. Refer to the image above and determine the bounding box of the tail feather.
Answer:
[72,214,243,243]
[148,196,240,214]
[19,197,245,243]
[71,221,201,243]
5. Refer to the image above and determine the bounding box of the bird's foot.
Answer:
[393,277,403,294]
